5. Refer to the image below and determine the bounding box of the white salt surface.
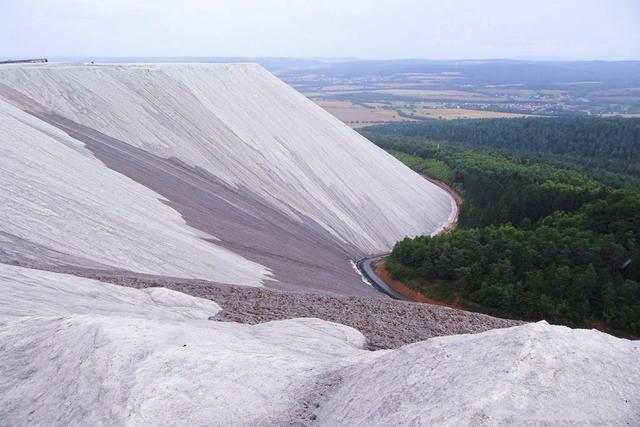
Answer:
[0,98,269,285]
[0,63,454,254]
[1,264,637,425]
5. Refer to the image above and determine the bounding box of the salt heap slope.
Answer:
[1,264,638,425]
[0,63,453,293]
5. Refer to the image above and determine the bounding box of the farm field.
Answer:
[315,100,531,127]
[315,100,412,128]
[276,59,640,126]
[409,107,531,120]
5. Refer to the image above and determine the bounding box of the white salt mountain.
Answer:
[0,62,454,294]
[1,265,638,425]
[3,63,634,424]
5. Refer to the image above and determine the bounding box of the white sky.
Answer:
[2,0,639,60]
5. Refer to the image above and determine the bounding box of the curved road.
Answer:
[356,175,461,301]
[356,256,411,301]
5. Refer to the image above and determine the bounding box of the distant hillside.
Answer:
[280,59,640,89]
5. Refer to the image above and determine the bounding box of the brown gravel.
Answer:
[66,271,523,350]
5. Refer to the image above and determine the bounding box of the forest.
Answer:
[362,118,640,336]
[365,117,640,189]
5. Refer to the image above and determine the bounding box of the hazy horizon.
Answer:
[43,57,640,64]
[2,0,639,61]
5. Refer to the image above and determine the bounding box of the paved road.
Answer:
[357,175,461,301]
[356,256,411,301]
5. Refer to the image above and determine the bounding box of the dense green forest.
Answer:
[362,118,640,336]
[364,117,640,188]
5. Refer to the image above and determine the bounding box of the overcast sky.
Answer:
[2,0,639,60]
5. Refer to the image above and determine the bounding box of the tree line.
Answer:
[364,117,640,187]
[362,120,640,336]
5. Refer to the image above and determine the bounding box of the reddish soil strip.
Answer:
[374,174,464,304]
[374,261,462,309]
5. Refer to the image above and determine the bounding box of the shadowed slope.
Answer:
[0,63,453,294]
[34,112,372,294]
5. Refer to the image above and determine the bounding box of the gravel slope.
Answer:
[58,269,522,350]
